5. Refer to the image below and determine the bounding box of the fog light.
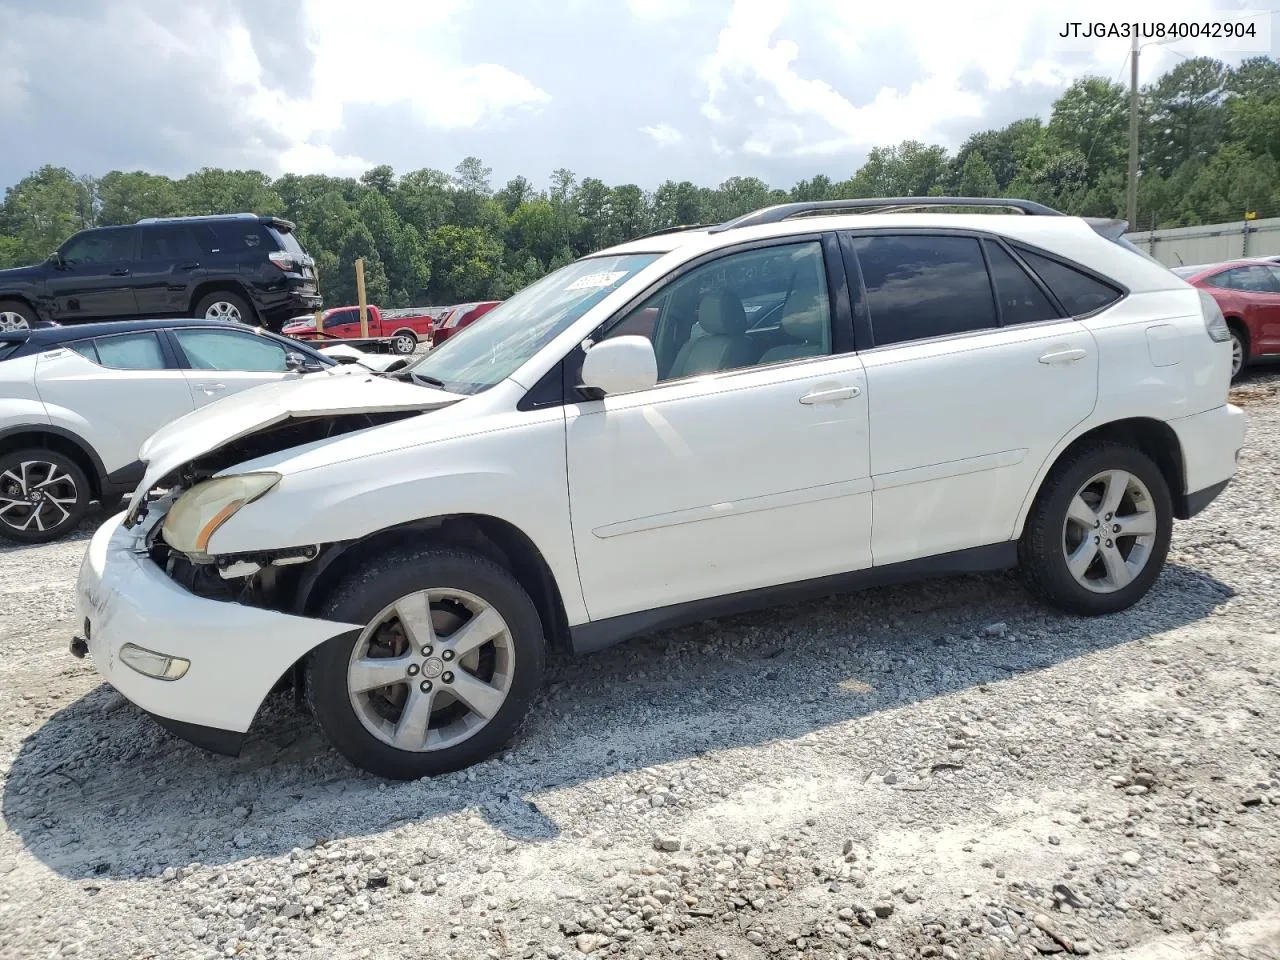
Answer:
[119,643,190,681]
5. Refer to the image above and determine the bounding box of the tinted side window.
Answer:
[173,330,288,372]
[69,340,100,363]
[212,221,270,251]
[983,241,1061,326]
[853,235,996,347]
[1016,249,1122,316]
[91,333,166,370]
[1222,265,1278,293]
[190,225,221,256]
[140,225,202,261]
[61,228,134,264]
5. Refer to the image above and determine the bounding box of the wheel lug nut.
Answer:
[1106,539,1114,548]
[421,646,433,657]
[1112,524,1120,533]
[420,679,433,693]
[441,671,454,684]
[407,663,420,676]
[441,649,455,662]
[1094,536,1100,544]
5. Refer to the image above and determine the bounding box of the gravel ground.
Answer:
[2,373,1280,960]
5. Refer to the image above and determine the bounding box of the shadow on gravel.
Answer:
[4,559,1232,880]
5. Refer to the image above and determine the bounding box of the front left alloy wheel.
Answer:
[305,547,546,779]
[0,449,91,544]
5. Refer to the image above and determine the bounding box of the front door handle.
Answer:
[194,382,226,394]
[1039,348,1088,365]
[110,267,130,277]
[177,262,200,270]
[799,386,861,404]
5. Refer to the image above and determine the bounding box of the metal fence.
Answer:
[1124,217,1280,267]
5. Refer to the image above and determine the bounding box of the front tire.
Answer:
[194,290,255,326]
[0,449,91,544]
[0,299,38,332]
[1019,443,1172,616]
[305,547,546,780]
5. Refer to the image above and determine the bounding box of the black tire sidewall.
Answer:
[0,448,91,544]
[1022,444,1173,616]
[195,290,255,325]
[306,548,546,780]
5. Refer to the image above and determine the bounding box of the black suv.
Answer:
[0,214,322,333]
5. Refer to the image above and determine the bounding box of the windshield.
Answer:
[407,253,660,394]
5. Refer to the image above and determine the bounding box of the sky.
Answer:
[0,0,1276,194]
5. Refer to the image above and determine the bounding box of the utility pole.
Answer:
[1127,32,1140,227]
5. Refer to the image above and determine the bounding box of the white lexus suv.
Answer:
[74,199,1245,780]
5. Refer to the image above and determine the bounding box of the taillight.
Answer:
[1198,290,1231,343]
[268,251,297,272]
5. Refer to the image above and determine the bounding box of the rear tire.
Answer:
[390,329,418,355]
[194,290,256,326]
[1228,324,1248,381]
[0,448,91,544]
[305,547,546,780]
[0,299,38,332]
[1019,443,1172,616]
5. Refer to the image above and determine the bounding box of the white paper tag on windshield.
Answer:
[566,271,627,291]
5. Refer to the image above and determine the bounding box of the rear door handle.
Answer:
[110,267,130,276]
[799,386,861,404]
[177,262,200,270]
[1038,348,1088,365]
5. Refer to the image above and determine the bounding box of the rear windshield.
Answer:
[268,225,306,256]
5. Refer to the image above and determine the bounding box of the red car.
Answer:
[431,300,501,347]
[1174,259,1280,379]
[282,305,434,355]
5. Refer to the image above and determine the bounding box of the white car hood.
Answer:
[318,344,404,373]
[127,370,461,520]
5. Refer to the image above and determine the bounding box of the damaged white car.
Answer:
[74,198,1244,779]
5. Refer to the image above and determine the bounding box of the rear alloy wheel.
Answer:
[306,548,545,779]
[1019,443,1172,615]
[1229,327,1247,381]
[0,449,91,544]
[195,290,254,326]
[390,329,418,355]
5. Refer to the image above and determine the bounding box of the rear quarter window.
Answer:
[1014,247,1123,317]
[211,221,273,252]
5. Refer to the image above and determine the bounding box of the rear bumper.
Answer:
[74,512,358,744]
[1168,403,1245,519]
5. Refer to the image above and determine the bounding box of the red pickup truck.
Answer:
[282,305,435,355]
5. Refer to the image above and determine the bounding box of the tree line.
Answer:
[3,55,1279,308]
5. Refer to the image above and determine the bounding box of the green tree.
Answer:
[1143,57,1228,177]
[0,165,93,264]
[956,153,998,197]
[425,225,504,302]
[177,168,282,215]
[1047,77,1127,185]
[97,171,181,224]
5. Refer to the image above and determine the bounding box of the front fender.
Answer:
[205,409,588,623]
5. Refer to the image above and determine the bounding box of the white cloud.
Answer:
[641,123,684,147]
[627,0,694,20]
[698,0,1276,162]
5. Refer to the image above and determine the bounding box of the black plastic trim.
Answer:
[517,358,568,411]
[144,711,247,756]
[103,459,144,495]
[1177,479,1230,520]
[568,541,1018,655]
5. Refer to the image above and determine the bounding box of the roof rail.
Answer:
[136,213,264,224]
[632,223,718,241]
[707,197,1065,233]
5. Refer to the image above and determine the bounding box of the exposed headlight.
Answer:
[162,472,280,556]
[1198,290,1231,343]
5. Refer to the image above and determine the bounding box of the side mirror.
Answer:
[578,336,657,398]
[47,251,65,269]
[286,352,325,374]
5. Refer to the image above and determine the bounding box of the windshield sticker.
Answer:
[566,271,628,291]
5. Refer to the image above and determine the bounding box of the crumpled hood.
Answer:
[126,369,462,519]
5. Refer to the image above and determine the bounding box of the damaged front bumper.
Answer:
[73,511,360,753]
